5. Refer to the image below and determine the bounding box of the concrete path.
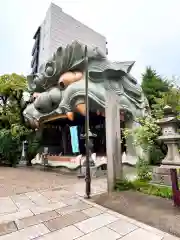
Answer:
[0,167,178,239]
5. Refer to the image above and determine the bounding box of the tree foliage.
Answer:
[124,67,180,166]
[152,86,180,118]
[141,67,171,109]
[0,73,28,130]
[124,115,166,166]
[124,116,160,152]
[136,157,151,181]
[0,74,31,165]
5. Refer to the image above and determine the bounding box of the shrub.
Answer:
[133,179,172,199]
[0,129,21,166]
[115,178,135,191]
[123,117,163,166]
[124,117,160,152]
[149,144,165,165]
[136,157,152,181]
[0,126,33,167]
[115,179,172,199]
[27,132,42,165]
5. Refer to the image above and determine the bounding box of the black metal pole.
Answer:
[84,45,91,199]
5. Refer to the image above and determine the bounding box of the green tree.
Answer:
[153,86,180,118]
[124,68,180,166]
[141,67,171,109]
[0,73,28,128]
[124,115,166,166]
[0,74,31,166]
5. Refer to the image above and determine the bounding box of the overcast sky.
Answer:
[0,0,180,82]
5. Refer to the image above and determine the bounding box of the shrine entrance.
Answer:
[41,112,126,157]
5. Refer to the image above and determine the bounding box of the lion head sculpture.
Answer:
[23,41,149,128]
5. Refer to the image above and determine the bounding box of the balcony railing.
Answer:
[33,26,41,40]
[31,37,40,56]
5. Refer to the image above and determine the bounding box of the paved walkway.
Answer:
[0,167,178,239]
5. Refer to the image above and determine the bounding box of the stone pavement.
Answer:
[0,167,178,239]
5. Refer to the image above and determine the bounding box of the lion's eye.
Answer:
[45,66,54,76]
[59,81,65,89]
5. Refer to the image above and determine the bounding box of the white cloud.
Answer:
[0,0,180,82]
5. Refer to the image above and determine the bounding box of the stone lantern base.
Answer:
[152,165,180,186]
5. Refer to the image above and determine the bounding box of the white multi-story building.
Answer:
[31,2,108,74]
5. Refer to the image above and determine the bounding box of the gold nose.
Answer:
[76,103,86,115]
[66,112,74,121]
[58,71,83,88]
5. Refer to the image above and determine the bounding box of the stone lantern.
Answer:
[152,105,180,206]
[157,106,180,207]
[157,105,180,167]
[152,105,180,186]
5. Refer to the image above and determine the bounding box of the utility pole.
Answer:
[84,45,91,199]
